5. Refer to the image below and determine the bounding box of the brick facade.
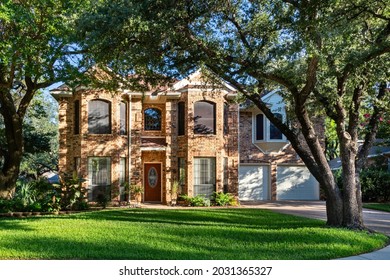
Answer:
[52,72,323,204]
[52,72,239,204]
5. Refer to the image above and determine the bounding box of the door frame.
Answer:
[143,162,163,202]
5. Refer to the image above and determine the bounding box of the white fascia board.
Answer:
[140,147,167,151]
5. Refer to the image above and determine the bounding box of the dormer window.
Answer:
[253,111,287,154]
[269,113,283,140]
[254,113,285,142]
[255,114,264,141]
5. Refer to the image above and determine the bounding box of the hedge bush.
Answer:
[333,168,390,202]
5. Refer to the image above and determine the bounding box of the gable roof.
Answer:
[171,69,237,93]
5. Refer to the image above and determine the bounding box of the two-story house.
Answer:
[51,71,320,204]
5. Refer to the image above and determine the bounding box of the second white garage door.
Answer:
[276,165,319,200]
[239,165,270,201]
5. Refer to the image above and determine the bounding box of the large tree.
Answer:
[0,91,58,179]
[0,0,86,197]
[78,0,390,228]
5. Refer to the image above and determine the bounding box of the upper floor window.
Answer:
[88,99,111,134]
[194,101,215,135]
[144,108,161,131]
[255,114,264,141]
[74,100,80,135]
[120,101,127,135]
[255,113,285,142]
[178,102,185,136]
[224,103,229,135]
[270,113,283,140]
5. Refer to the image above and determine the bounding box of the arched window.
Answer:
[144,108,161,131]
[194,101,216,134]
[88,99,111,134]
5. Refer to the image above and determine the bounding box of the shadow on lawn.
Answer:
[0,223,372,260]
[0,209,385,260]
[0,220,34,231]
[66,208,326,230]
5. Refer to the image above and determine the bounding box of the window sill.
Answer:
[193,134,217,137]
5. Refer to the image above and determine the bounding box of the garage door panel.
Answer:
[277,166,319,200]
[239,165,269,201]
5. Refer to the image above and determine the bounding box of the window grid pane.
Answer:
[223,157,228,193]
[178,158,185,186]
[119,158,126,185]
[88,157,111,201]
[194,158,216,198]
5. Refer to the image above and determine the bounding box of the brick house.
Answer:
[51,71,320,204]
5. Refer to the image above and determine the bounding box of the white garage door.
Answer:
[239,165,269,201]
[276,166,319,200]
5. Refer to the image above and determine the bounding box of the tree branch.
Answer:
[356,82,388,171]
[17,76,37,119]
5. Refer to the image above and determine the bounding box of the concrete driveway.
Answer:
[240,200,390,236]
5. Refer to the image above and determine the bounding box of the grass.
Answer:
[363,203,390,213]
[0,208,387,260]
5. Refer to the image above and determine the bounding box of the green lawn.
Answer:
[364,203,390,212]
[0,208,387,260]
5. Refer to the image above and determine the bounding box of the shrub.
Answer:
[56,174,88,211]
[360,168,390,202]
[214,192,237,206]
[96,192,110,209]
[180,194,210,207]
[333,168,390,202]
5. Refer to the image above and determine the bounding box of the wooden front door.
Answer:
[144,163,162,202]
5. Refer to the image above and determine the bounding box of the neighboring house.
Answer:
[328,140,390,171]
[51,71,320,204]
[238,91,320,201]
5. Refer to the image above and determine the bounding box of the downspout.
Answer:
[128,93,132,204]
[237,103,240,199]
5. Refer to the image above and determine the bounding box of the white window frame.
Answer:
[252,112,287,143]
[193,157,216,198]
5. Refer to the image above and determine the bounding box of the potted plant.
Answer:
[130,184,143,206]
[170,180,180,206]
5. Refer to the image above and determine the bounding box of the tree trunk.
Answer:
[339,137,364,229]
[0,90,24,198]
